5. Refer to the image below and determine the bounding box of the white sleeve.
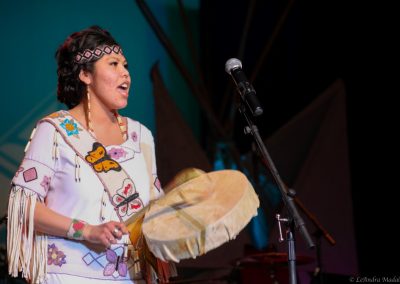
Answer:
[11,121,57,198]
[7,120,57,283]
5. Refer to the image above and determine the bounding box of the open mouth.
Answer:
[118,83,129,91]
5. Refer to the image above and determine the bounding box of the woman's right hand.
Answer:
[83,221,129,249]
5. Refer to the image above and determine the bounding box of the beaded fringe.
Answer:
[52,130,59,160]
[24,127,37,153]
[75,154,81,182]
[7,186,47,283]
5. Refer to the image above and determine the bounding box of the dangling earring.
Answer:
[87,90,95,135]
[114,110,127,140]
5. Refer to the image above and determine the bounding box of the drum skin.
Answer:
[142,170,260,262]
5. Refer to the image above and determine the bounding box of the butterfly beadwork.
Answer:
[103,248,127,278]
[85,142,122,173]
[113,179,143,217]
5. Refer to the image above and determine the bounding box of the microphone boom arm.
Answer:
[237,100,315,284]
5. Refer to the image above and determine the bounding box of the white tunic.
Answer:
[8,110,163,283]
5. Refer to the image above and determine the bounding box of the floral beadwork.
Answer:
[40,175,51,192]
[48,243,67,267]
[60,118,82,137]
[108,147,127,160]
[48,111,65,119]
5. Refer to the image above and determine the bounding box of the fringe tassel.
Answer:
[24,127,37,153]
[7,186,47,283]
[100,190,108,222]
[75,154,81,182]
[52,130,59,160]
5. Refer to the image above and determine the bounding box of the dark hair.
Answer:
[55,25,119,109]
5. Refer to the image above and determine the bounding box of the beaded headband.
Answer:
[74,44,123,64]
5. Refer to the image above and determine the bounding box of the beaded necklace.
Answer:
[87,91,127,141]
[87,112,127,141]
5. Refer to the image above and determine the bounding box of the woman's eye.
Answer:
[124,64,129,70]
[110,62,118,66]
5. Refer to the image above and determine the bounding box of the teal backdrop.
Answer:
[0,0,200,214]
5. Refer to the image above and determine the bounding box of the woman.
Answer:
[7,26,167,283]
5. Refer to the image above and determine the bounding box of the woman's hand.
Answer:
[83,221,129,248]
[34,203,129,249]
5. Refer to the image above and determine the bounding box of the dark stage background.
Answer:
[197,0,398,277]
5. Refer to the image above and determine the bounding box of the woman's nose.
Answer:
[121,66,129,77]
[121,67,129,77]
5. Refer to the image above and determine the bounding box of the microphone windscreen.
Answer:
[225,58,242,74]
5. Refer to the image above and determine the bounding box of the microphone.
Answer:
[225,58,263,116]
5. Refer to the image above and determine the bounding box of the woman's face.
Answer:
[85,52,131,110]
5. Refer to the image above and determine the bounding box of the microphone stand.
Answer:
[294,197,336,284]
[236,104,315,284]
